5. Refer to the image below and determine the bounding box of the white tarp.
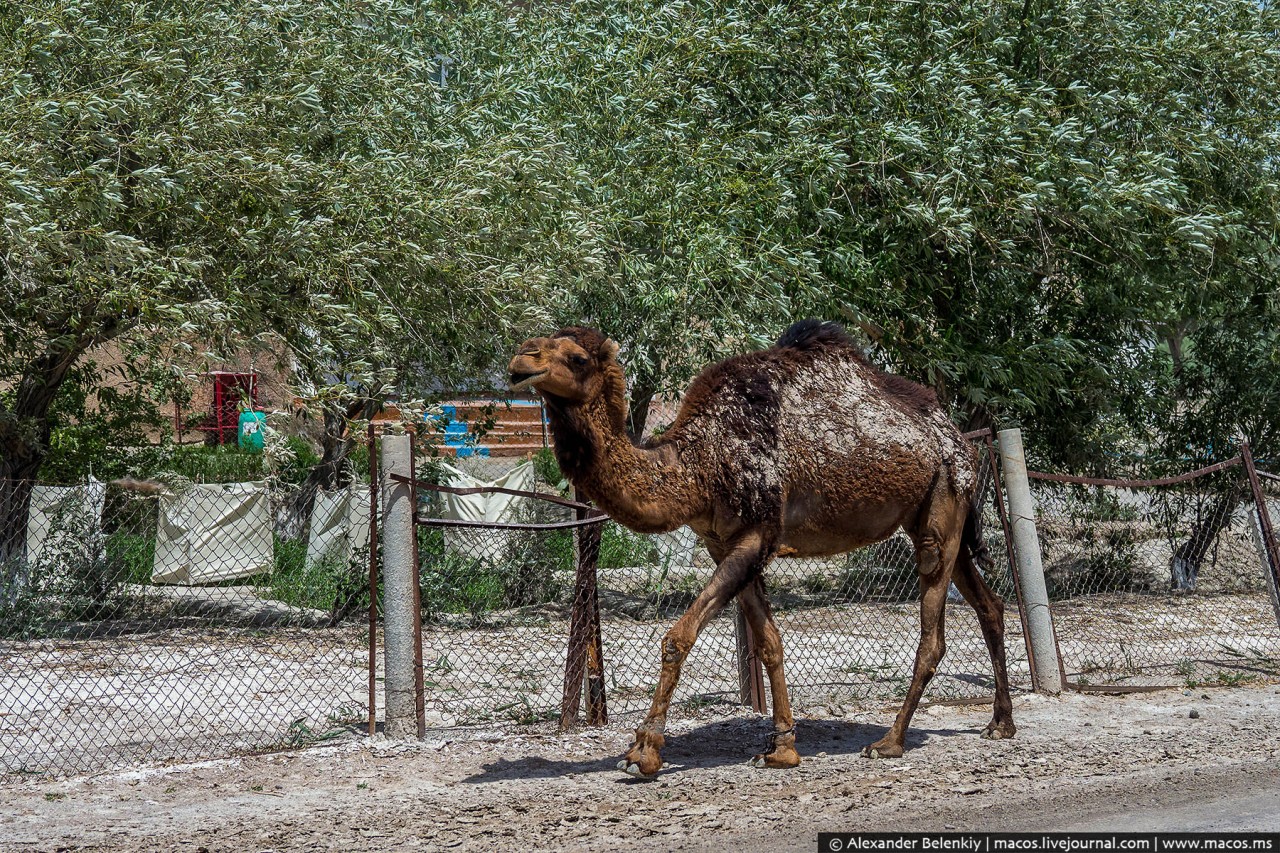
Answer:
[24,479,106,566]
[306,486,372,569]
[440,461,535,561]
[152,482,273,585]
[652,526,698,571]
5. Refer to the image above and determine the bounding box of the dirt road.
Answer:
[3,685,1278,851]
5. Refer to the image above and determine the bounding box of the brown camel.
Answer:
[508,320,1015,777]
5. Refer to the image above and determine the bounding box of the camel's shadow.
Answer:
[459,716,983,785]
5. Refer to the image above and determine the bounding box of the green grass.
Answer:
[419,550,510,620]
[597,524,655,568]
[264,536,363,613]
[417,526,576,620]
[106,532,155,585]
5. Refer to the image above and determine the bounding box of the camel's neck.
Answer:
[543,369,699,534]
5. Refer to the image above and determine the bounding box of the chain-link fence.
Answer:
[411,435,1031,727]
[1250,464,1280,653]
[0,476,372,778]
[1028,460,1280,689]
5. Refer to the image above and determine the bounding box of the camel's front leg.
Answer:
[619,531,773,778]
[737,575,799,769]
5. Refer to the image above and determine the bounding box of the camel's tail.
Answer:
[963,499,994,572]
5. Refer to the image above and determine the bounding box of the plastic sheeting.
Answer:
[152,482,273,585]
[653,526,699,570]
[439,461,535,561]
[24,479,106,566]
[306,486,372,570]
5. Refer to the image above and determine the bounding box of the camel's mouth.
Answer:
[508,370,548,391]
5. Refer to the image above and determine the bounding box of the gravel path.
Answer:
[3,684,1278,851]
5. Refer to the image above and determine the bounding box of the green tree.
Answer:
[431,0,1280,453]
[774,0,1280,466]
[0,0,447,557]
[426,3,831,435]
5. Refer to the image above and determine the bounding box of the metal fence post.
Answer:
[1241,442,1280,629]
[380,434,422,739]
[367,424,379,736]
[561,510,607,729]
[996,428,1064,694]
[735,605,767,713]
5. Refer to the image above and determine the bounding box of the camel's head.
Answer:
[508,327,621,403]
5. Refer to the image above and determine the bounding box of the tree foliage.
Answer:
[0,1,452,552]
[3,0,1278,505]
[438,0,1280,458]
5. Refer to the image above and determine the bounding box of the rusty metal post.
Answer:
[1241,442,1280,628]
[735,605,767,713]
[367,424,379,736]
[409,431,426,738]
[580,515,607,726]
[562,511,607,728]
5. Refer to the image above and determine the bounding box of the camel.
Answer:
[508,320,1015,777]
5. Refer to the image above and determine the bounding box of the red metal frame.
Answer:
[208,371,257,445]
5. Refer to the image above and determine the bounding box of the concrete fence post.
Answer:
[996,428,1064,694]
[380,434,421,739]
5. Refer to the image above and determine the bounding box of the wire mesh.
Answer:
[1029,464,1280,688]
[0,476,372,779]
[411,437,1030,728]
[1252,468,1280,643]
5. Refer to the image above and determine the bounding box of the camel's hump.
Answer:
[775,319,856,351]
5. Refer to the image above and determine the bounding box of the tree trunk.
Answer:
[0,468,38,566]
[626,380,657,442]
[1169,478,1248,591]
[309,396,381,626]
[963,404,994,434]
[0,343,90,563]
[280,397,379,538]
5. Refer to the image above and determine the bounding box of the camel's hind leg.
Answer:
[951,550,1016,740]
[864,495,963,759]
[619,530,774,778]
[737,575,800,769]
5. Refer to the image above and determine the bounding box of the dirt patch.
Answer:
[4,683,1279,851]
[0,627,366,776]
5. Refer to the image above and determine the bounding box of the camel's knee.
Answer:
[916,635,946,677]
[758,642,784,670]
[661,633,693,664]
[916,539,943,576]
[755,625,784,669]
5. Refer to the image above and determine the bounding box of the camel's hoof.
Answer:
[982,721,1016,741]
[617,760,656,780]
[862,742,904,759]
[749,753,800,770]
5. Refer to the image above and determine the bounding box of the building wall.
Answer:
[84,337,295,445]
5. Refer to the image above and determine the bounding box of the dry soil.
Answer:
[3,684,1279,852]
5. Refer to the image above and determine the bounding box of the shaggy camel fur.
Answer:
[508,320,1015,777]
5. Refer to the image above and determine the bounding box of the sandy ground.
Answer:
[4,683,1279,852]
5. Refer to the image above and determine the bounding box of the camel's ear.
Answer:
[599,338,620,361]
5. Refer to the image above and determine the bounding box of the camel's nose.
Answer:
[508,344,543,380]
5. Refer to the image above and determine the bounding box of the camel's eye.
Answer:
[569,354,588,368]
